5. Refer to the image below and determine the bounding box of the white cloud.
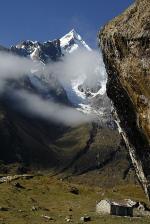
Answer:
[0,49,106,126]
[11,90,93,126]
[45,48,106,88]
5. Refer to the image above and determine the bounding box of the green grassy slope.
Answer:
[0,174,148,224]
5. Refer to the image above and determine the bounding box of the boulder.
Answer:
[99,0,150,199]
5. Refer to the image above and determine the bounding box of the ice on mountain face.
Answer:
[12,29,108,123]
[60,29,92,54]
[30,47,40,60]
[60,75,87,107]
[59,29,108,118]
[90,80,106,97]
[16,40,38,52]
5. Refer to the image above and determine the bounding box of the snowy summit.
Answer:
[60,29,92,53]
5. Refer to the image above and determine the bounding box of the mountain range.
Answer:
[0,29,135,188]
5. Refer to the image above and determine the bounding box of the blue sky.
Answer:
[0,0,134,48]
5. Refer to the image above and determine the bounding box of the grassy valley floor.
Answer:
[0,174,149,224]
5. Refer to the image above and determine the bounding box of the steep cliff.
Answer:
[99,0,150,198]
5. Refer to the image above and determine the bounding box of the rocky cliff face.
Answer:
[99,0,150,198]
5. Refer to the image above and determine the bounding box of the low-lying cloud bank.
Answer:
[0,48,106,126]
[11,90,93,126]
[45,49,106,88]
[0,49,106,85]
[0,52,38,92]
[0,52,34,79]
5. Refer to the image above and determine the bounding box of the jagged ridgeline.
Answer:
[0,29,137,188]
[99,0,150,198]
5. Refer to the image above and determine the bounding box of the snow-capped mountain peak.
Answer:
[60,29,92,53]
[10,30,108,120]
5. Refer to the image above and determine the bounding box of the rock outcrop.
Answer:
[99,0,150,198]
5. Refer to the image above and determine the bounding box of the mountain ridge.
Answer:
[0,29,135,190]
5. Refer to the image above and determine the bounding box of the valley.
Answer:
[0,0,149,222]
[0,174,147,224]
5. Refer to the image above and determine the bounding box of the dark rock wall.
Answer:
[99,0,150,198]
